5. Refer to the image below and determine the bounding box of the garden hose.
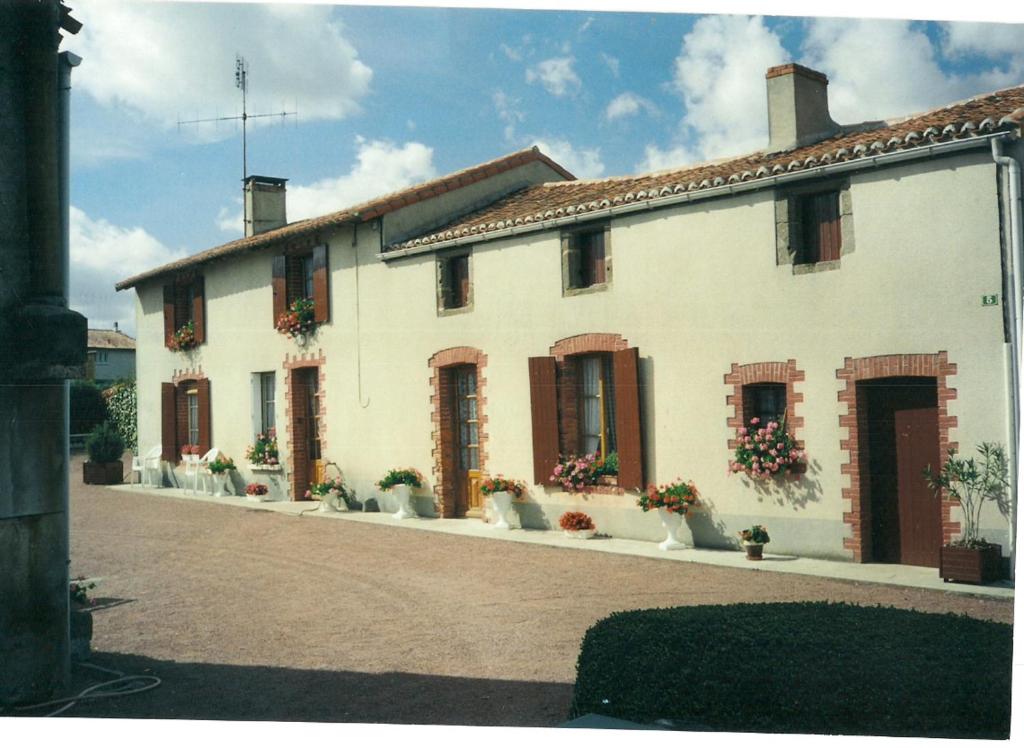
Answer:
[14,661,162,717]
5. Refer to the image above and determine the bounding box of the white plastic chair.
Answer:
[135,445,162,487]
[197,448,221,494]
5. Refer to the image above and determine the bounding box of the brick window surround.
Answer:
[284,350,327,502]
[836,352,959,561]
[428,347,488,517]
[724,360,806,451]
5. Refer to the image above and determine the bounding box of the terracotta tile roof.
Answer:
[387,84,1024,253]
[115,146,575,290]
[87,329,136,350]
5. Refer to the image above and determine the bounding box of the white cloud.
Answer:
[493,90,526,141]
[635,144,697,173]
[217,137,438,234]
[500,42,523,62]
[602,53,621,78]
[942,21,1024,61]
[526,57,582,97]
[803,18,1024,125]
[70,207,187,336]
[529,137,604,179]
[73,1,372,138]
[605,92,658,121]
[672,15,789,159]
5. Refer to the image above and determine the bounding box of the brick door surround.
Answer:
[428,347,488,517]
[836,352,958,561]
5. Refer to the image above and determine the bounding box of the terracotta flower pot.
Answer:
[744,542,764,561]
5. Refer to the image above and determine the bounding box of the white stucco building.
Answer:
[117,64,1024,569]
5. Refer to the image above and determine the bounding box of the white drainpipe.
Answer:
[992,136,1022,579]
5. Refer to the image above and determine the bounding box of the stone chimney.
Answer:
[243,175,288,237]
[765,63,840,154]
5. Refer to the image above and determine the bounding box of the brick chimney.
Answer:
[765,63,839,154]
[243,175,287,237]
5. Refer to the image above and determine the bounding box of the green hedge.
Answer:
[570,602,1010,738]
[104,380,137,454]
[70,380,108,435]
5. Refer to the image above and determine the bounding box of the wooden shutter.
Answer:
[272,254,287,326]
[192,275,205,344]
[456,256,470,307]
[590,231,606,284]
[528,356,560,485]
[313,244,329,323]
[816,192,841,262]
[161,383,177,462]
[196,378,211,455]
[163,284,175,348]
[613,347,644,490]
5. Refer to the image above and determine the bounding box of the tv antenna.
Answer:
[177,55,296,181]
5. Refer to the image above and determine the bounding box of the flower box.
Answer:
[83,461,123,485]
[940,544,1002,584]
[248,463,283,473]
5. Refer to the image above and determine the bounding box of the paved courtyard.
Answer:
[60,461,1013,726]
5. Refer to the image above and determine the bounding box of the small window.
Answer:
[797,191,841,264]
[286,253,314,305]
[743,382,787,427]
[562,226,610,294]
[577,354,617,458]
[96,351,109,365]
[438,252,472,312]
[187,388,199,446]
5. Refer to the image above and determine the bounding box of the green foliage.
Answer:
[104,380,137,453]
[570,602,1011,738]
[594,451,619,477]
[924,443,1009,547]
[207,456,235,474]
[738,524,770,544]
[377,467,424,490]
[86,421,125,464]
[70,379,108,435]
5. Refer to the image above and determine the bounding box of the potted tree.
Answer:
[378,467,423,520]
[738,525,771,560]
[924,443,1008,584]
[83,421,125,484]
[480,475,526,530]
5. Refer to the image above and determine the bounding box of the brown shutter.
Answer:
[528,356,560,485]
[197,378,211,454]
[591,232,606,284]
[613,347,644,490]
[192,275,205,344]
[813,192,841,262]
[272,254,287,327]
[161,383,177,462]
[313,244,329,323]
[163,284,175,348]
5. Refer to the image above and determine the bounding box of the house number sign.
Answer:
[982,294,999,306]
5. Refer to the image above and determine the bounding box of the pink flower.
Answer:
[738,427,747,436]
[750,417,760,425]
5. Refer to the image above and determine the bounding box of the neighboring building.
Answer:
[86,324,136,387]
[117,64,1023,569]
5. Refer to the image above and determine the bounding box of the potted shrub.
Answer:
[924,443,1008,584]
[378,467,423,520]
[83,421,125,484]
[246,429,280,470]
[559,511,596,539]
[638,479,700,551]
[728,415,805,480]
[206,455,236,497]
[481,476,526,530]
[275,297,318,340]
[168,320,197,352]
[306,476,354,512]
[245,482,270,501]
[738,524,771,560]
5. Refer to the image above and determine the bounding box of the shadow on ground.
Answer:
[17,651,572,726]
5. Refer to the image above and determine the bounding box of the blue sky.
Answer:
[66,1,1024,334]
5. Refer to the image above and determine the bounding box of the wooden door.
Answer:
[894,407,941,567]
[452,366,481,517]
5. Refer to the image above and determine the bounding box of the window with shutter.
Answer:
[562,225,611,295]
[437,251,472,313]
[798,191,841,264]
[162,275,205,348]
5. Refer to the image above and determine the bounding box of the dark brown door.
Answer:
[302,368,322,487]
[290,367,322,500]
[895,407,941,567]
[451,366,480,517]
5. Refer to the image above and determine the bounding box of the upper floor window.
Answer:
[797,191,841,264]
[272,245,329,328]
[776,182,853,272]
[162,274,205,349]
[562,225,611,294]
[287,253,315,304]
[438,252,472,313]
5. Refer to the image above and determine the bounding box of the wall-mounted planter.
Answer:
[83,461,123,485]
[248,464,283,473]
[940,544,1002,584]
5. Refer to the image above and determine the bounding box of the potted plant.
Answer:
[69,576,97,662]
[275,297,318,340]
[559,511,596,539]
[206,455,236,497]
[246,429,280,470]
[728,415,805,479]
[481,476,526,530]
[168,320,197,352]
[592,452,619,486]
[738,524,771,560]
[306,476,354,512]
[550,452,601,493]
[378,467,423,520]
[924,443,1008,584]
[245,482,270,501]
[638,479,700,551]
[83,421,125,484]
[180,443,201,462]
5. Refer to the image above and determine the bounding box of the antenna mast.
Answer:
[177,54,296,181]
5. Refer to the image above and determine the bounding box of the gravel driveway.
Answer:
[55,461,1012,726]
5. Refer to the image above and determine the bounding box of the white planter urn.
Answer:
[317,494,337,512]
[212,473,230,497]
[391,483,416,520]
[563,528,596,539]
[490,491,514,530]
[657,507,689,551]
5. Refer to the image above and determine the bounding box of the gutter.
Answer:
[379,133,1010,261]
[992,135,1022,578]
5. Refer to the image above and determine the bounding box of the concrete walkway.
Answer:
[110,483,1015,599]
